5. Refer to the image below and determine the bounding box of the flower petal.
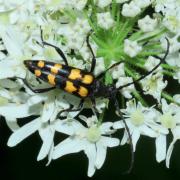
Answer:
[46,142,54,166]
[52,138,85,159]
[172,126,180,139]
[0,103,40,118]
[7,118,40,147]
[55,120,85,135]
[113,120,124,129]
[101,136,120,147]
[166,139,176,168]
[95,141,107,169]
[0,60,19,79]
[84,143,96,177]
[5,117,19,132]
[132,129,140,151]
[37,125,55,161]
[155,134,166,162]
[100,122,113,134]
[41,101,55,123]
[1,26,23,56]
[121,131,129,145]
[140,125,157,137]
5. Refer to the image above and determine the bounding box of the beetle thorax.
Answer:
[92,80,116,98]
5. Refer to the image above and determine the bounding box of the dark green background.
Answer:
[0,117,180,180]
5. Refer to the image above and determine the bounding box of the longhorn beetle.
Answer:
[23,28,169,173]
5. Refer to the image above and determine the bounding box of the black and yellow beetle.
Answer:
[23,28,169,173]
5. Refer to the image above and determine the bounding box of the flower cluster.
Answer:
[0,0,180,177]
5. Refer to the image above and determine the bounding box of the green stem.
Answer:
[84,11,97,32]
[116,4,121,23]
[139,51,163,56]
[124,66,138,78]
[121,95,125,108]
[98,109,105,125]
[138,28,167,42]
[114,18,135,44]
[133,90,148,106]
[163,70,175,77]
[92,35,107,48]
[125,66,148,106]
[162,64,177,71]
[162,92,180,106]
[143,44,162,50]
[111,0,117,19]
[129,30,143,41]
[124,57,145,69]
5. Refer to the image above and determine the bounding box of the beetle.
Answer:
[23,28,169,173]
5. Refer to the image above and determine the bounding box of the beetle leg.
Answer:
[40,27,68,66]
[57,99,84,119]
[23,79,55,93]
[86,31,96,73]
[113,95,134,174]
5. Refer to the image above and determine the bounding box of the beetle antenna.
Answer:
[114,98,134,173]
[117,38,170,91]
[122,118,134,174]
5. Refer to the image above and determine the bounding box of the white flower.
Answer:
[134,0,151,8]
[73,0,88,10]
[0,80,23,106]
[73,18,91,35]
[116,0,128,3]
[0,26,30,79]
[173,94,180,104]
[158,99,180,130]
[165,52,180,67]
[95,98,108,113]
[151,121,169,163]
[66,31,84,50]
[174,69,180,84]
[97,0,112,8]
[124,39,142,57]
[153,0,177,14]
[68,57,85,69]
[138,15,157,32]
[0,40,6,59]
[111,62,125,79]
[161,35,180,54]
[122,2,141,17]
[0,58,26,79]
[52,117,119,177]
[166,126,180,168]
[62,18,90,50]
[9,1,35,24]
[113,99,158,151]
[0,0,180,176]
[163,9,180,33]
[79,43,92,61]
[116,77,135,99]
[0,87,44,120]
[97,12,114,30]
[94,57,105,76]
[140,73,167,102]
[144,56,162,72]
[153,99,180,164]
[163,52,180,83]
[6,90,81,162]
[141,55,167,102]
[0,25,24,57]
